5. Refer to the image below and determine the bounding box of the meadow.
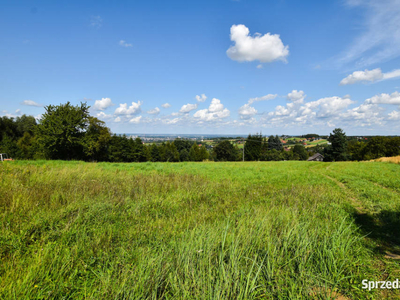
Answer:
[1,160,400,299]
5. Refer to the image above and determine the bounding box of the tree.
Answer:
[83,117,111,161]
[293,145,308,161]
[245,133,263,161]
[214,140,238,161]
[325,128,348,161]
[189,143,201,161]
[149,143,161,162]
[163,142,180,162]
[199,145,209,161]
[268,135,283,151]
[37,102,90,160]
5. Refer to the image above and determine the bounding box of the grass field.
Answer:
[1,160,400,299]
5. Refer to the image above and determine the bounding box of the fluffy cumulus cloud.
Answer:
[194,98,230,122]
[287,90,306,103]
[195,94,207,102]
[226,24,289,63]
[339,68,400,85]
[114,117,121,123]
[340,103,384,126]
[340,68,383,85]
[239,94,277,119]
[179,103,198,113]
[263,91,356,128]
[238,104,258,119]
[161,103,171,108]
[365,91,400,105]
[129,116,142,124]
[92,97,114,111]
[301,96,355,118]
[21,100,42,107]
[147,107,160,115]
[114,101,142,115]
[119,40,132,47]
[389,110,400,120]
[96,112,113,119]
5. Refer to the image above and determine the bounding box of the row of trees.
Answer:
[1,102,399,162]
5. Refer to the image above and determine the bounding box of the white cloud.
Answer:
[92,97,114,111]
[195,94,207,102]
[96,112,113,119]
[129,116,142,124]
[287,90,306,103]
[194,98,230,122]
[21,100,42,107]
[340,103,385,126]
[147,107,160,115]
[119,40,132,47]
[238,104,258,119]
[340,68,400,85]
[263,92,355,129]
[114,117,121,123]
[114,101,142,115]
[248,94,277,104]
[165,118,180,125]
[301,96,355,118]
[90,16,103,28]
[365,91,400,105]
[238,94,277,119]
[179,103,198,113]
[340,68,381,85]
[334,0,400,68]
[256,64,263,69]
[208,98,224,112]
[226,24,289,63]
[161,103,171,108]
[389,110,400,120]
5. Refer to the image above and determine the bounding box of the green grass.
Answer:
[1,160,399,299]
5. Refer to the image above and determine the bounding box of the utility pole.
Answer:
[243,139,245,162]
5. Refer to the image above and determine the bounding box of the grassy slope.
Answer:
[1,161,399,299]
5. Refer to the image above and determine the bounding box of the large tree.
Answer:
[244,133,263,161]
[214,140,238,161]
[36,102,90,160]
[324,128,348,161]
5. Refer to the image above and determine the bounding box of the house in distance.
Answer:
[307,153,324,162]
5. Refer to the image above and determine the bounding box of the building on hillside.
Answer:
[307,153,324,162]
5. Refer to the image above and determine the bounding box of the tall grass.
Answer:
[1,160,399,299]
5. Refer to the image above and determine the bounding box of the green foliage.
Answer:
[244,133,263,161]
[149,143,161,162]
[325,128,348,161]
[292,144,308,161]
[267,135,283,151]
[83,117,111,161]
[162,142,180,162]
[36,102,90,160]
[214,140,238,161]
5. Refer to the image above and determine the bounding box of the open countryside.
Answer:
[2,0,400,298]
[1,159,400,299]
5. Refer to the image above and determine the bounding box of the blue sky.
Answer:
[1,0,400,135]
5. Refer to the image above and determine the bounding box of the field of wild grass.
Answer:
[1,160,400,299]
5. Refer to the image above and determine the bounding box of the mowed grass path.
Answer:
[1,161,399,299]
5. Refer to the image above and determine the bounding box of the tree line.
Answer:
[1,102,399,162]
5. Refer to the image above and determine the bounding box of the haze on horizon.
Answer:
[1,0,400,136]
